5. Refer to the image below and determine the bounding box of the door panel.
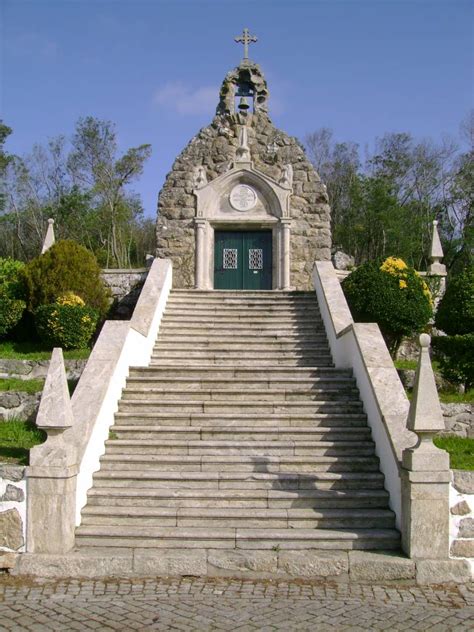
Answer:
[214,231,272,290]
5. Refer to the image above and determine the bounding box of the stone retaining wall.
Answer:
[0,465,26,569]
[450,470,474,565]
[0,359,87,381]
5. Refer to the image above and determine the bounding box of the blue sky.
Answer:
[1,0,473,218]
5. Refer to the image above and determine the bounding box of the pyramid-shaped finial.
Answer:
[407,334,445,433]
[41,218,55,254]
[428,220,446,275]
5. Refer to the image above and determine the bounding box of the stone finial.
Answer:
[235,125,251,163]
[36,348,74,430]
[401,334,450,560]
[428,220,447,276]
[403,334,449,471]
[279,164,293,188]
[41,218,55,255]
[193,166,207,189]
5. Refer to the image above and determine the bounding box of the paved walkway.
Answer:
[0,575,473,631]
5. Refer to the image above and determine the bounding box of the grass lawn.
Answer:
[394,359,440,372]
[438,389,474,404]
[0,419,46,465]
[434,436,474,471]
[0,377,45,393]
[0,340,90,360]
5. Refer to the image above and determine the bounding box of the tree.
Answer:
[0,117,155,266]
[68,117,152,267]
[0,121,13,213]
[433,266,474,390]
[305,122,468,270]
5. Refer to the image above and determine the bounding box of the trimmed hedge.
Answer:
[432,334,474,391]
[0,257,26,337]
[342,257,432,356]
[35,300,99,349]
[21,240,110,317]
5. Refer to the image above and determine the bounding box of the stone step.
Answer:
[86,487,391,509]
[128,366,353,379]
[159,325,322,336]
[121,388,359,403]
[161,316,322,326]
[109,426,371,441]
[124,376,356,391]
[149,358,334,367]
[152,348,330,359]
[113,412,368,427]
[99,453,380,472]
[99,439,375,457]
[164,305,321,315]
[117,400,362,414]
[92,469,381,490]
[80,506,396,530]
[153,344,329,355]
[156,333,327,343]
[75,526,400,550]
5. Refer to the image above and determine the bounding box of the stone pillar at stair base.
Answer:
[26,348,78,554]
[401,334,450,559]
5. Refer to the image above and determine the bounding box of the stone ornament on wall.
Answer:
[193,166,208,189]
[279,164,293,189]
[229,184,257,211]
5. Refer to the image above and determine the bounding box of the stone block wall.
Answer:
[101,269,149,320]
[0,465,26,569]
[450,470,474,563]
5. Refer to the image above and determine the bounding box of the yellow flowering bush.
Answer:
[35,295,99,349]
[56,292,85,307]
[342,257,433,356]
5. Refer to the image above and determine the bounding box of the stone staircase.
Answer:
[75,290,400,554]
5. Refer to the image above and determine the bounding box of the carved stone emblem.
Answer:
[229,184,257,211]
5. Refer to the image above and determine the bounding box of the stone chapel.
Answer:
[156,34,331,291]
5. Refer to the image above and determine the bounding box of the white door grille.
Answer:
[249,248,263,270]
[223,248,238,270]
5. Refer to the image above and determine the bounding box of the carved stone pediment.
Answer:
[193,163,291,220]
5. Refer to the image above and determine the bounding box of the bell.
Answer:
[238,96,250,111]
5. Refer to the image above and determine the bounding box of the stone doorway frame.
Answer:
[194,163,292,291]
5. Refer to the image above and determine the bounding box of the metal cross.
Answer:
[234,28,257,60]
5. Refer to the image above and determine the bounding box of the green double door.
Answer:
[214,231,272,290]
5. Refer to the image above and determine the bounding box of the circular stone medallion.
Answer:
[229,184,257,212]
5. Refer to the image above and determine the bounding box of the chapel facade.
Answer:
[156,33,331,290]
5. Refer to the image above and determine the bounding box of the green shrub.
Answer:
[0,257,25,299]
[342,257,433,356]
[35,295,99,349]
[435,266,474,335]
[433,266,474,391]
[432,334,474,391]
[0,257,26,337]
[21,240,110,317]
[0,296,26,337]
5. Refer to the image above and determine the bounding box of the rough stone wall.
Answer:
[156,63,331,290]
[0,465,26,564]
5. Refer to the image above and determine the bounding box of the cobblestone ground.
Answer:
[0,575,473,631]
